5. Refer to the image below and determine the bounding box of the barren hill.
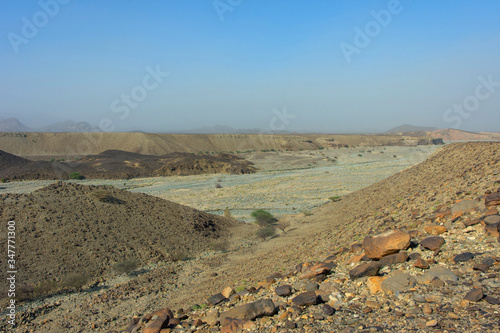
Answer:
[4,142,500,332]
[0,150,256,180]
[0,182,239,297]
[0,132,438,158]
[429,128,500,141]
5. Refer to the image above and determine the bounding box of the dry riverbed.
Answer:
[0,146,440,221]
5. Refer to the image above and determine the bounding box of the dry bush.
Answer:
[256,225,276,240]
[277,220,290,233]
[208,239,229,252]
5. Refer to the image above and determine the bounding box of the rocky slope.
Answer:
[2,141,499,332]
[0,150,256,180]
[113,142,500,332]
[0,182,239,300]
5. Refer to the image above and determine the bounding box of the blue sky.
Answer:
[1,0,499,133]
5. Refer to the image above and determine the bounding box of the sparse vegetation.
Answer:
[256,225,276,240]
[329,196,342,202]
[215,183,222,189]
[69,171,83,179]
[112,259,139,275]
[251,209,277,227]
[1,178,7,183]
[60,272,91,290]
[224,207,232,218]
[277,220,291,233]
[301,210,313,216]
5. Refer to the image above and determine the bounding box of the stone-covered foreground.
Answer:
[112,184,500,332]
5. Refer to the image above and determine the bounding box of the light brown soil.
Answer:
[0,132,437,157]
[2,141,499,332]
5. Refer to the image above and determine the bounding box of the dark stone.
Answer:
[292,291,318,306]
[464,218,481,227]
[305,282,319,292]
[207,293,227,306]
[484,215,500,225]
[473,264,490,272]
[420,236,445,251]
[284,321,296,329]
[349,262,382,280]
[485,192,500,207]
[220,299,276,321]
[408,252,422,260]
[322,304,335,316]
[275,285,293,297]
[379,252,408,267]
[484,296,500,305]
[464,288,484,302]
[453,252,475,263]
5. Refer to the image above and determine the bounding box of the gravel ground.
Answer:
[0,146,439,221]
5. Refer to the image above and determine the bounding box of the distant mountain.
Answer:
[0,117,33,132]
[386,124,439,134]
[0,118,96,133]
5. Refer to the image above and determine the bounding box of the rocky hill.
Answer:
[429,128,500,141]
[2,142,499,332]
[0,150,256,180]
[0,182,239,300]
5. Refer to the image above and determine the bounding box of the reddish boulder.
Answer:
[363,230,410,260]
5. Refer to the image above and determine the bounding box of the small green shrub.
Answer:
[301,211,313,216]
[69,171,83,179]
[329,196,342,202]
[224,207,232,218]
[113,259,139,275]
[256,226,276,240]
[251,209,276,227]
[0,178,7,183]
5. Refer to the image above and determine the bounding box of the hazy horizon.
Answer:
[1,1,499,133]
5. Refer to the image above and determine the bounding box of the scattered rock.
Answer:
[483,215,500,225]
[349,262,382,280]
[452,199,477,214]
[418,266,458,283]
[208,293,227,306]
[275,285,292,297]
[292,291,318,306]
[424,225,447,235]
[453,252,474,263]
[464,288,483,302]
[220,299,276,322]
[485,192,500,207]
[363,230,410,259]
[379,252,408,267]
[414,258,430,269]
[420,236,445,251]
[381,273,417,294]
